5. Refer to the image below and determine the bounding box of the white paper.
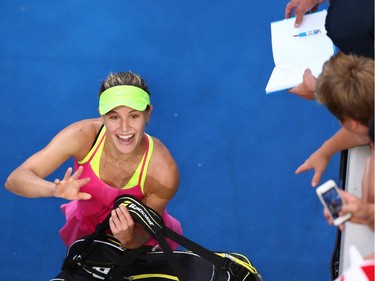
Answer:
[265,10,335,94]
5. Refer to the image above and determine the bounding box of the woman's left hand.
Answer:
[109,205,135,247]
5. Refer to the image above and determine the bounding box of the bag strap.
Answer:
[114,195,190,281]
[163,228,256,281]
[62,210,148,276]
[115,195,261,281]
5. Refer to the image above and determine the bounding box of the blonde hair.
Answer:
[99,71,150,96]
[315,52,374,126]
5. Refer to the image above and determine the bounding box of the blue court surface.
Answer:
[0,1,342,280]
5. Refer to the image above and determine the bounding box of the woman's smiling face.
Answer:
[102,105,152,155]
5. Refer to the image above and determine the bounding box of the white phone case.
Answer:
[316,179,351,225]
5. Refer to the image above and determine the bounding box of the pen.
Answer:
[293,29,322,37]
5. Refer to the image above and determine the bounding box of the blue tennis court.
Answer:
[0,1,342,280]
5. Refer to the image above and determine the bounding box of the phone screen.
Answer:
[321,187,343,219]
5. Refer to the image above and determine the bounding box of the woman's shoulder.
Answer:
[149,136,174,161]
[146,136,180,198]
[52,118,103,159]
[61,118,103,137]
[148,136,179,176]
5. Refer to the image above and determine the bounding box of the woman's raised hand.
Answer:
[53,166,91,200]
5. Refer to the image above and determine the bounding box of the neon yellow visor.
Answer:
[99,85,150,115]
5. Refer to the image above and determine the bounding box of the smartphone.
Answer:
[316,179,351,225]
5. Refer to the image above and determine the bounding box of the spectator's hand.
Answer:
[110,205,135,247]
[323,208,345,231]
[340,191,375,229]
[285,0,326,27]
[53,166,91,200]
[295,149,330,187]
[323,190,375,231]
[288,68,317,100]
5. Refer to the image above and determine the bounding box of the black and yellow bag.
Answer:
[55,195,262,281]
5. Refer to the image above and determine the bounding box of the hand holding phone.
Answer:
[316,179,351,226]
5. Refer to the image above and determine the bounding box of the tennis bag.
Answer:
[57,195,262,281]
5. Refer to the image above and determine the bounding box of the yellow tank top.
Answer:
[77,126,154,191]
